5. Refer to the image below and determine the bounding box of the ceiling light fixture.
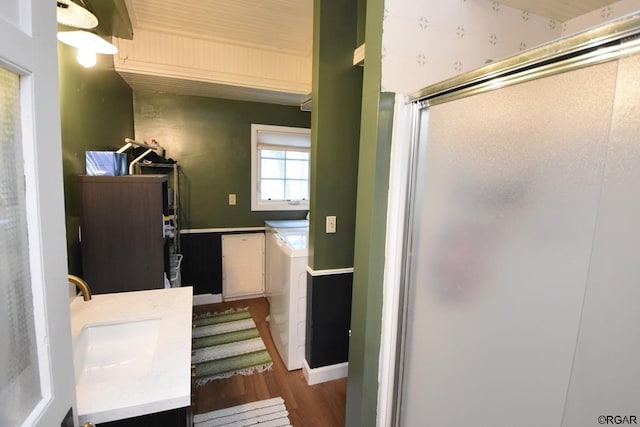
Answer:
[56,0,98,29]
[56,1,118,69]
[57,30,118,68]
[76,48,97,68]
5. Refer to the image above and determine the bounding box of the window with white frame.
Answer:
[251,124,311,211]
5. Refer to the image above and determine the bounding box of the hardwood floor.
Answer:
[192,297,347,427]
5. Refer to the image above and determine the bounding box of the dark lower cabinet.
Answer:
[305,272,353,368]
[78,175,169,294]
[97,407,188,427]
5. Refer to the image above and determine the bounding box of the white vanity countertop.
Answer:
[70,286,193,425]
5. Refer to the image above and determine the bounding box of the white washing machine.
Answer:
[265,220,308,370]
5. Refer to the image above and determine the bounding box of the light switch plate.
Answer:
[229,194,237,205]
[326,215,336,233]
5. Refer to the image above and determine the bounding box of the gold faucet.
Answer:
[68,275,92,301]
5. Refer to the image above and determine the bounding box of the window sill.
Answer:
[251,201,309,212]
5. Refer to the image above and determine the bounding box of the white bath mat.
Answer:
[193,397,291,427]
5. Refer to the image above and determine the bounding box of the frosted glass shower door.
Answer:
[399,61,619,426]
[561,53,640,427]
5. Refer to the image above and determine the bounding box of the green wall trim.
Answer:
[345,0,393,424]
[347,92,394,427]
[357,0,367,46]
[58,43,134,275]
[309,0,363,270]
[133,91,310,229]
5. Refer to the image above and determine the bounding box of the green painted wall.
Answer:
[58,43,135,275]
[346,0,394,425]
[357,0,367,46]
[309,0,363,270]
[133,91,310,229]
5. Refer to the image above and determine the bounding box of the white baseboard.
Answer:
[302,359,348,385]
[222,292,266,302]
[305,266,354,276]
[192,293,223,305]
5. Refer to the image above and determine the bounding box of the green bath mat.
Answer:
[192,308,273,386]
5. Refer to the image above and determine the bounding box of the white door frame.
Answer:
[375,95,418,427]
[0,1,77,426]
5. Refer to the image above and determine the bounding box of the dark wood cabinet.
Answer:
[78,175,169,294]
[97,407,188,427]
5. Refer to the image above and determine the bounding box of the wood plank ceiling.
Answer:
[124,0,312,56]
[119,0,312,106]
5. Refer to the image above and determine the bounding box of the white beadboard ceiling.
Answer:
[124,0,313,56]
[500,0,620,22]
[120,0,313,106]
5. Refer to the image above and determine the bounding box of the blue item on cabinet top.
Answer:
[86,151,127,176]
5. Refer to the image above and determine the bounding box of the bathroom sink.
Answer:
[73,318,161,385]
[70,288,192,424]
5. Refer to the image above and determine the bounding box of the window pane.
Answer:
[261,158,284,179]
[286,159,308,180]
[287,151,309,160]
[286,180,309,200]
[261,149,285,159]
[252,124,311,210]
[0,67,41,426]
[261,179,284,200]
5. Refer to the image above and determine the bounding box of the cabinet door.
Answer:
[79,176,167,294]
[222,233,265,299]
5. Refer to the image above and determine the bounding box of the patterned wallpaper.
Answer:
[381,0,561,94]
[381,0,640,95]
[562,0,640,35]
